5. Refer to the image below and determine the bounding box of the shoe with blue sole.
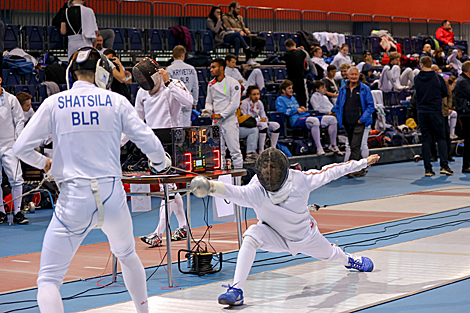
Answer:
[218,284,244,306]
[345,253,374,272]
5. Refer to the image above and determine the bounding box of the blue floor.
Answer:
[1,158,470,312]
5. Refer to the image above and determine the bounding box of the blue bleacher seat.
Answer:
[200,30,214,52]
[261,68,273,82]
[2,69,21,85]
[274,67,287,82]
[23,70,43,86]
[37,84,48,102]
[128,83,139,100]
[260,32,275,52]
[268,111,285,137]
[393,37,403,45]
[411,38,422,54]
[4,24,20,50]
[266,93,276,111]
[110,28,126,51]
[352,35,364,54]
[383,91,399,106]
[276,33,288,52]
[165,29,179,51]
[344,35,352,51]
[196,68,207,82]
[31,102,41,111]
[385,105,407,126]
[402,38,412,55]
[148,29,163,51]
[23,26,44,51]
[369,36,381,57]
[199,82,207,99]
[189,29,197,51]
[265,82,280,93]
[46,26,64,51]
[197,96,205,110]
[126,28,143,51]
[14,85,36,101]
[291,33,299,46]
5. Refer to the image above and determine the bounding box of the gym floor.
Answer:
[1,158,470,312]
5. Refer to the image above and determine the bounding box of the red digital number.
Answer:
[184,152,193,172]
[213,149,220,169]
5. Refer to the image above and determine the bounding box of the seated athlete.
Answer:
[190,148,380,306]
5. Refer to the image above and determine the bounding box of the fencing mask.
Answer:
[132,57,163,93]
[67,47,113,89]
[254,147,290,192]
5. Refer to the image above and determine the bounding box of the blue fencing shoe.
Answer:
[345,253,374,272]
[218,284,244,306]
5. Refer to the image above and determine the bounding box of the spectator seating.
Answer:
[45,26,64,51]
[384,105,407,126]
[147,29,164,51]
[196,67,208,82]
[352,35,364,54]
[411,38,422,54]
[110,27,126,51]
[23,25,44,51]
[165,29,179,51]
[4,24,20,50]
[273,67,287,82]
[402,38,412,55]
[268,111,285,137]
[344,35,352,52]
[260,32,276,52]
[24,70,43,86]
[37,84,48,102]
[126,28,143,51]
[276,33,288,52]
[2,69,21,86]
[265,93,276,111]
[261,68,273,82]
[368,36,381,57]
[14,85,36,101]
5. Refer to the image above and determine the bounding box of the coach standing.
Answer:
[454,61,470,173]
[414,56,453,176]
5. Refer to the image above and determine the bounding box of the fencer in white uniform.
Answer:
[204,58,243,169]
[225,54,265,95]
[379,52,419,92]
[129,58,192,247]
[331,44,352,79]
[166,45,199,126]
[13,48,169,313]
[0,84,27,224]
[241,85,280,153]
[190,148,380,306]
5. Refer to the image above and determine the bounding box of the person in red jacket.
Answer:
[436,20,465,50]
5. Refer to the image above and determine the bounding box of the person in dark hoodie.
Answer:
[414,56,453,177]
[454,61,470,173]
[361,63,379,88]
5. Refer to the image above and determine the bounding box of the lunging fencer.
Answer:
[190,148,380,306]
[13,48,171,313]
[126,58,193,247]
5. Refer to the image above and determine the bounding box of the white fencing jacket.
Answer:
[310,92,334,114]
[13,81,167,184]
[205,76,241,123]
[0,89,24,152]
[166,60,199,108]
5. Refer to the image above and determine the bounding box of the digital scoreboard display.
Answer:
[153,125,221,173]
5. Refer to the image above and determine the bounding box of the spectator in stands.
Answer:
[311,46,328,78]
[454,61,470,173]
[414,56,453,176]
[446,49,463,73]
[434,47,454,72]
[60,0,98,60]
[363,52,374,65]
[379,52,419,92]
[237,104,259,161]
[331,44,352,69]
[338,63,351,88]
[443,76,458,161]
[207,6,251,57]
[166,45,198,126]
[0,79,28,224]
[223,1,266,65]
[436,20,465,50]
[203,58,243,168]
[103,49,131,101]
[309,81,342,154]
[241,85,280,153]
[432,64,442,74]
[16,92,34,123]
[361,63,379,88]
[282,39,315,108]
[93,35,105,53]
[333,66,375,178]
[323,65,340,103]
[225,54,265,95]
[420,43,432,61]
[98,29,115,50]
[276,79,336,155]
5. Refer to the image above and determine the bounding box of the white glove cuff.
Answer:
[210,181,226,195]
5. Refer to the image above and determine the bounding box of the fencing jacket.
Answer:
[0,89,24,152]
[205,76,241,122]
[310,92,334,114]
[212,159,367,242]
[240,97,267,119]
[378,65,398,92]
[134,79,193,129]
[331,52,352,69]
[13,81,167,184]
[166,60,199,108]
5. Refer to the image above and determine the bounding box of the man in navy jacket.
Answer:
[333,66,375,177]
[454,61,470,173]
[414,56,453,176]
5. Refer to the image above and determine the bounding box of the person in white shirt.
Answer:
[241,85,280,153]
[311,46,328,78]
[13,47,170,313]
[331,44,352,72]
[166,45,199,126]
[379,52,420,92]
[203,58,243,168]
[225,54,265,95]
[126,58,192,248]
[0,82,27,225]
[309,80,342,154]
[190,148,380,306]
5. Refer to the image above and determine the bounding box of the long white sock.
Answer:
[120,253,149,313]
[258,133,267,153]
[232,241,257,290]
[449,114,457,136]
[37,283,64,313]
[172,193,187,230]
[328,124,337,146]
[270,132,280,148]
[0,184,4,214]
[310,126,323,151]
[155,200,168,237]
[12,185,23,214]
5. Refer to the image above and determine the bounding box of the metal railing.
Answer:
[274,8,301,33]
[183,3,213,30]
[410,17,427,37]
[352,13,372,37]
[153,2,183,30]
[246,6,275,33]
[391,16,410,38]
[372,15,392,33]
[120,0,153,29]
[327,12,352,35]
[302,10,327,33]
